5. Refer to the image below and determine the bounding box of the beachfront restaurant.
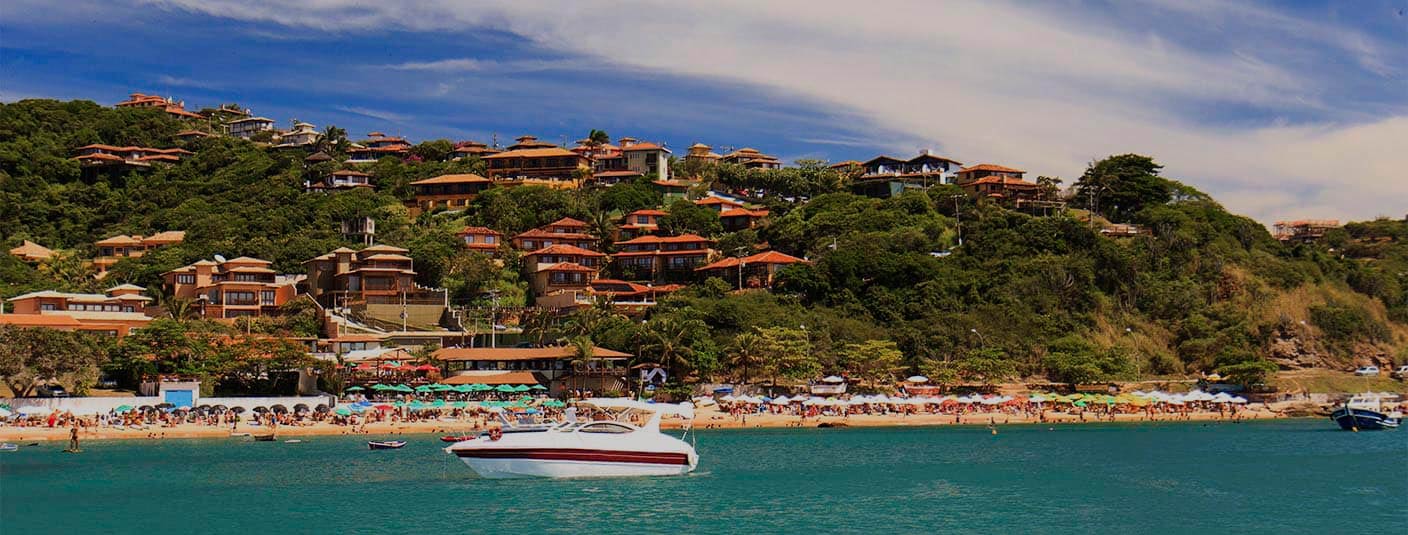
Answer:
[433,346,633,396]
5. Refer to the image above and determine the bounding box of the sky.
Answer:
[3,0,1405,224]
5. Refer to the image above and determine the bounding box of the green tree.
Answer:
[0,326,108,396]
[726,331,765,384]
[660,198,723,236]
[838,339,906,388]
[1072,154,1171,223]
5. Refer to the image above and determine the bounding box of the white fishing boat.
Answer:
[445,399,697,479]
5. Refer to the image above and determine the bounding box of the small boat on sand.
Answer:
[368,440,407,450]
[1,443,18,452]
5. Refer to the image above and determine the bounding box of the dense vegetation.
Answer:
[2,99,1405,394]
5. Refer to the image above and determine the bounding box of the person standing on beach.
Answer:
[67,423,80,452]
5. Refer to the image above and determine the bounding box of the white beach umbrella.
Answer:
[719,394,737,402]
[803,398,822,406]
[1230,396,1249,404]
[822,376,845,383]
[980,396,1004,405]
[906,375,930,383]
[1211,392,1234,403]
[872,394,892,403]
[1029,394,1048,403]
[771,396,791,405]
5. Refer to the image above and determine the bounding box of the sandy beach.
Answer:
[0,404,1289,443]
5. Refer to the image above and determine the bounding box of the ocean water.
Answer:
[2,420,1404,534]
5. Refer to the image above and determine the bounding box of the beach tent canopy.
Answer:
[333,408,352,416]
[494,384,517,392]
[530,385,548,391]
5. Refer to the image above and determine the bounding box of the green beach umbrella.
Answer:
[345,386,365,392]
[115,404,133,413]
[369,384,387,390]
[453,384,473,393]
[471,384,491,391]
[334,408,352,416]
[452,401,468,409]
[396,384,414,393]
[494,384,516,393]
[415,385,434,393]
[432,384,453,391]
[1073,400,1088,407]
[530,384,547,391]
[512,385,531,392]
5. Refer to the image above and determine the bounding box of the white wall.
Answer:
[6,395,338,416]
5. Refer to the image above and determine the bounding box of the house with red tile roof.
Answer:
[452,140,501,160]
[9,240,54,263]
[719,208,770,232]
[92,231,186,277]
[512,218,598,251]
[696,250,809,289]
[1,285,155,337]
[347,133,412,163]
[456,226,504,255]
[535,278,686,316]
[955,164,1041,204]
[303,245,448,329]
[721,147,781,169]
[617,209,669,240]
[409,173,492,214]
[115,92,203,119]
[523,244,608,298]
[694,196,747,212]
[227,116,276,139]
[483,146,590,184]
[612,234,715,283]
[72,144,192,170]
[163,256,299,319]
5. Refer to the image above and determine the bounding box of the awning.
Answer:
[441,372,541,386]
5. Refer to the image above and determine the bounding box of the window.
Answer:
[176,274,195,285]
[261,290,276,305]
[234,273,262,282]
[225,291,256,305]
[41,303,58,311]
[484,236,496,244]
[579,422,634,434]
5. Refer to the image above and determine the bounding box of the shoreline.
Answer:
[0,407,1295,443]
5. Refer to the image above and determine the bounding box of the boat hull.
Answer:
[453,449,695,479]
[1331,408,1401,430]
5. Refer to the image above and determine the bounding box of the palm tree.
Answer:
[727,332,765,384]
[564,307,611,338]
[162,295,199,323]
[586,208,617,251]
[636,317,701,379]
[586,129,610,150]
[568,336,597,372]
[519,307,557,346]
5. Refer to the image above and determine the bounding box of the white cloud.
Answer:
[139,0,1405,222]
[157,74,218,89]
[333,105,410,123]
[385,58,487,72]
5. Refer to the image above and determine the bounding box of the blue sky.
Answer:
[4,0,1405,223]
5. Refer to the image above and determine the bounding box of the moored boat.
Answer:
[1330,393,1402,431]
[446,399,697,479]
[252,433,276,442]
[0,443,18,452]
[368,440,407,450]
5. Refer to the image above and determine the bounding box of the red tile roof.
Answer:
[627,209,669,217]
[697,250,808,271]
[456,226,502,236]
[538,262,597,273]
[959,163,1025,174]
[526,244,607,257]
[547,217,589,228]
[482,148,579,159]
[410,173,491,185]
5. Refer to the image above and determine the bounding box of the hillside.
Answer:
[2,98,1405,389]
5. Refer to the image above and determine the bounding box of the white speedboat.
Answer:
[446,398,697,479]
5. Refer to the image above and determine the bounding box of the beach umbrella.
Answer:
[251,406,268,414]
[379,363,397,370]
[1073,400,1088,407]
[771,396,791,405]
[0,407,11,418]
[271,404,289,414]
[906,375,929,383]
[395,384,414,393]
[345,386,365,392]
[333,408,352,416]
[416,364,438,371]
[415,385,434,393]
[370,384,388,390]
[432,400,448,408]
[230,407,246,414]
[314,404,330,412]
[494,384,516,393]
[822,375,845,383]
[396,364,417,372]
[156,402,175,409]
[470,384,490,391]
[348,404,366,413]
[530,385,547,391]
[293,403,310,413]
[114,404,134,413]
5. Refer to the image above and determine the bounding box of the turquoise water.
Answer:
[2,420,1404,534]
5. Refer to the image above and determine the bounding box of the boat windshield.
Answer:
[576,422,636,434]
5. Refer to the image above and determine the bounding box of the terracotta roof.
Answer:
[175,130,211,137]
[621,141,667,152]
[456,226,502,236]
[829,160,862,168]
[615,234,712,245]
[361,244,410,254]
[695,197,744,207]
[0,314,85,328]
[224,256,272,265]
[144,230,185,243]
[482,148,578,159]
[652,180,690,188]
[697,250,808,271]
[513,228,596,241]
[9,240,54,260]
[959,163,1025,174]
[435,346,630,362]
[95,235,142,246]
[410,173,491,185]
[628,209,669,217]
[331,170,371,177]
[363,253,413,261]
[526,244,607,257]
[546,217,589,228]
